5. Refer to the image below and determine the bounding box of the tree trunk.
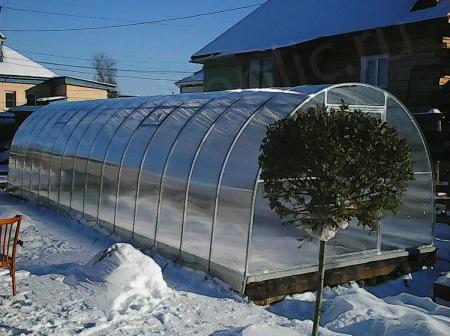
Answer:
[312,239,327,336]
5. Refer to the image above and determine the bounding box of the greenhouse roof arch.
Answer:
[8,83,435,297]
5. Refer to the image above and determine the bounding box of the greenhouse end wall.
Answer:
[8,83,435,293]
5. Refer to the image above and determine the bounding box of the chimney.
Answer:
[0,33,5,62]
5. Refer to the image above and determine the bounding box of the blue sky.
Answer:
[0,0,259,95]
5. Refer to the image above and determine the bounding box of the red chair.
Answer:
[0,215,22,296]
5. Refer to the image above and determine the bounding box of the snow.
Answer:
[436,272,450,287]
[175,70,204,87]
[66,243,170,314]
[0,190,448,335]
[0,45,56,78]
[192,0,450,60]
[307,220,349,242]
[415,108,442,115]
[241,324,299,336]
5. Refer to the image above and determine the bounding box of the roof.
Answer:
[7,105,42,113]
[0,45,57,78]
[49,76,117,90]
[192,0,450,61]
[175,70,204,87]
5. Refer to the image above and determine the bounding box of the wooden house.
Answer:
[191,0,450,184]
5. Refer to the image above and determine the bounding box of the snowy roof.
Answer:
[0,45,57,78]
[175,70,204,87]
[192,0,450,61]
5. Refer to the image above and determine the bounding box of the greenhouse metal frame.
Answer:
[8,83,435,297]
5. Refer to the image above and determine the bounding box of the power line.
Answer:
[1,5,130,22]
[13,47,191,65]
[0,3,262,32]
[0,4,216,30]
[2,60,180,81]
[4,54,192,74]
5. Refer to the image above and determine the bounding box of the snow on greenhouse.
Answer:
[7,83,435,300]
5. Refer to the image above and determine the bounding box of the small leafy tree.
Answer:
[258,105,414,336]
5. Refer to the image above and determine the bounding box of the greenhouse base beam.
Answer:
[244,246,436,304]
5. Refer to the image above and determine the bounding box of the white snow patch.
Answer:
[241,324,300,336]
[0,191,449,335]
[0,45,57,77]
[73,243,170,314]
[270,283,450,336]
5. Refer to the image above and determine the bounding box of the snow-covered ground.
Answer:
[0,191,448,335]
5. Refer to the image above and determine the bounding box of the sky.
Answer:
[0,0,260,96]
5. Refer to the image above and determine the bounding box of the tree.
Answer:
[92,52,118,85]
[258,105,414,336]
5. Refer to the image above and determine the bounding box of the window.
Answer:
[5,91,16,108]
[361,55,388,88]
[248,57,274,88]
[26,93,37,106]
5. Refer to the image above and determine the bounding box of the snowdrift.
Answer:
[271,283,450,336]
[75,243,170,313]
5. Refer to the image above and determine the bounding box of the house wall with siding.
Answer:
[65,84,108,101]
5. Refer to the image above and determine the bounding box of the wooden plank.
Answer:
[246,250,437,302]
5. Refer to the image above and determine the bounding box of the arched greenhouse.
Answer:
[7,83,435,299]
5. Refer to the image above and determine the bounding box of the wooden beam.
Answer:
[246,249,436,303]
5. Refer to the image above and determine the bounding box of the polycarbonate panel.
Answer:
[8,110,42,189]
[38,104,88,199]
[292,84,330,96]
[135,95,213,244]
[115,97,188,233]
[48,102,104,203]
[17,110,47,191]
[182,92,273,262]
[249,183,319,274]
[59,100,110,208]
[70,99,136,213]
[213,92,306,272]
[298,92,325,111]
[155,93,229,250]
[249,184,378,275]
[84,98,147,219]
[16,109,48,193]
[386,97,431,173]
[158,92,243,255]
[21,107,61,196]
[98,97,164,226]
[327,85,385,106]
[381,173,433,249]
[29,108,71,196]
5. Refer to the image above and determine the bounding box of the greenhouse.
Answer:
[7,83,435,299]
